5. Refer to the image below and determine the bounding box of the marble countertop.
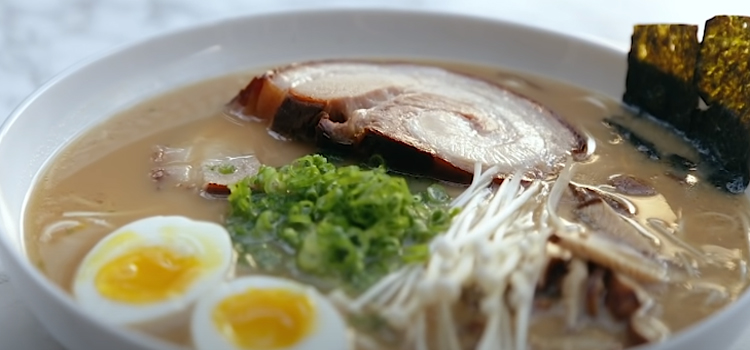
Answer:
[2,0,750,349]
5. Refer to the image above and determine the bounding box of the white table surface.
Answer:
[2,0,750,349]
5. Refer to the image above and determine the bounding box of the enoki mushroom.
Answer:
[331,162,576,350]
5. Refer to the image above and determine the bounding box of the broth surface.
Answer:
[24,61,750,349]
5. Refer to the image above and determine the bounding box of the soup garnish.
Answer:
[624,15,750,193]
[71,216,234,333]
[229,61,585,184]
[191,276,349,350]
[226,154,456,292]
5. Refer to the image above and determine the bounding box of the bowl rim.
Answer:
[0,5,743,350]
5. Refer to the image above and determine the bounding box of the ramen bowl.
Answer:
[0,7,747,350]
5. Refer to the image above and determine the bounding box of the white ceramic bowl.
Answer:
[0,7,748,350]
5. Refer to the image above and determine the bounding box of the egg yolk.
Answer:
[212,288,315,349]
[95,246,201,303]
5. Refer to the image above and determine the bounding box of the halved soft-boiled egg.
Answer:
[72,216,234,333]
[191,276,350,350]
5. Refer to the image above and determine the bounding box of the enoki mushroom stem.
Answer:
[331,161,575,350]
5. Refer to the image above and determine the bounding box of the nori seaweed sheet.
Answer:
[695,16,750,113]
[691,105,750,192]
[692,16,750,193]
[623,24,699,131]
[603,118,661,161]
[623,15,750,193]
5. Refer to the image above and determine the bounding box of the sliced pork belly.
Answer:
[230,61,584,182]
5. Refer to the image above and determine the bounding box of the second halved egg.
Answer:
[191,276,350,350]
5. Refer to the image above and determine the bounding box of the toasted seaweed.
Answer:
[690,105,750,193]
[604,118,703,187]
[603,118,661,160]
[692,15,750,193]
[623,15,750,193]
[695,16,750,114]
[665,154,697,172]
[623,24,699,131]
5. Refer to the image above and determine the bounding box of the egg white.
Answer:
[72,215,234,333]
[191,276,350,350]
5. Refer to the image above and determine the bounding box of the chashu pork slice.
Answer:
[229,61,584,183]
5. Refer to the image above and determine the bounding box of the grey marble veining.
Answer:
[1,0,242,118]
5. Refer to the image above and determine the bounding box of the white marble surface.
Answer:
[2,0,750,349]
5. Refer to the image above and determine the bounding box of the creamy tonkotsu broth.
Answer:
[24,61,750,350]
